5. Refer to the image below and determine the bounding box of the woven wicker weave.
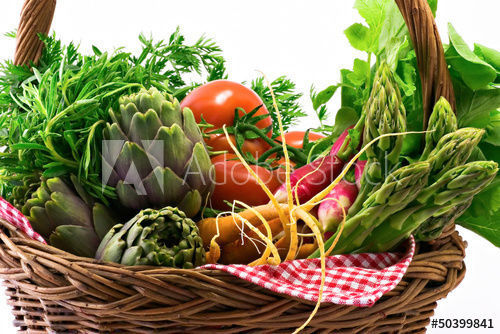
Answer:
[0,0,466,332]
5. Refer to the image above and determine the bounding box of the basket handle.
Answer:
[14,0,454,129]
[395,0,456,127]
[13,0,56,66]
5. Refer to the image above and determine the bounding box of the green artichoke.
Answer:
[9,174,41,210]
[22,176,118,257]
[102,88,214,218]
[95,207,205,268]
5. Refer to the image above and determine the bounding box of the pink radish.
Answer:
[354,160,367,190]
[274,154,344,204]
[318,180,358,232]
[274,125,358,204]
[330,125,354,157]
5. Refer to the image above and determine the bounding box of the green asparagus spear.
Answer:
[426,127,484,179]
[360,161,498,252]
[415,200,472,241]
[347,62,407,217]
[310,161,431,258]
[421,97,458,160]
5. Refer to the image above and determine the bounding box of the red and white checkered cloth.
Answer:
[201,237,414,307]
[0,196,414,307]
[0,197,46,244]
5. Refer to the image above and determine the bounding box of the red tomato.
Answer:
[210,154,281,210]
[206,134,270,159]
[276,131,325,149]
[180,80,272,133]
[181,80,272,158]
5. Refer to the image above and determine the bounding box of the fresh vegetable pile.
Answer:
[0,0,498,283]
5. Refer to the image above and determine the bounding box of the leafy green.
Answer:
[442,26,500,247]
[352,0,391,53]
[458,176,500,247]
[454,82,500,128]
[474,43,500,84]
[331,107,359,138]
[344,24,371,52]
[484,110,500,146]
[446,24,497,90]
[250,76,304,136]
[0,29,227,204]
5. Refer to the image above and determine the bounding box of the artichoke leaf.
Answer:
[118,102,141,133]
[50,225,100,258]
[142,166,191,208]
[151,124,193,175]
[127,109,163,144]
[182,107,203,144]
[116,181,150,210]
[184,142,215,195]
[159,99,183,127]
[178,190,202,218]
[29,206,56,239]
[93,203,119,240]
[45,192,93,229]
[138,89,164,113]
[114,142,158,182]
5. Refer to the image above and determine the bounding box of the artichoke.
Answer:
[95,207,205,268]
[102,88,214,217]
[22,176,118,257]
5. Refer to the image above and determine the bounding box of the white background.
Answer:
[0,1,498,333]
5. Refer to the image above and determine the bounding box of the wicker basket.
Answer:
[0,0,466,332]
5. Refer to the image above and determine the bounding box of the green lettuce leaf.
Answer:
[446,24,497,90]
[458,176,500,247]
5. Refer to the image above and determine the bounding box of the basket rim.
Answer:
[0,216,466,275]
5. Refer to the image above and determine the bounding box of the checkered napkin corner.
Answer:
[201,236,415,307]
[0,196,46,244]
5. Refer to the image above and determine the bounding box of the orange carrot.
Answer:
[296,243,317,259]
[197,204,287,246]
[220,218,283,264]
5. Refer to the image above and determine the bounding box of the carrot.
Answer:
[296,243,317,259]
[222,125,291,262]
[197,203,287,246]
[220,217,283,264]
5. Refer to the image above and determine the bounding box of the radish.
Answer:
[330,125,354,158]
[354,160,367,190]
[274,125,357,204]
[274,154,344,203]
[318,180,358,232]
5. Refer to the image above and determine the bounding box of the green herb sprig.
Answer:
[0,29,227,205]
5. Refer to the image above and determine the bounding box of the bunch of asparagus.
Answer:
[313,64,498,257]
